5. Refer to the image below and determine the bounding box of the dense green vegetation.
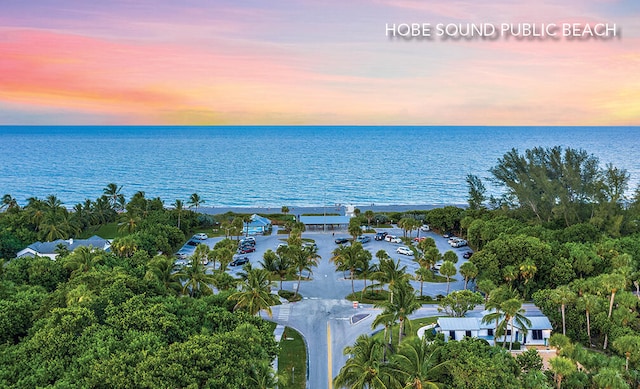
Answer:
[0,187,290,388]
[336,146,640,388]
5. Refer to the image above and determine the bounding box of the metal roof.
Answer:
[248,214,271,227]
[23,235,110,255]
[438,315,552,331]
[299,215,351,225]
[438,318,481,331]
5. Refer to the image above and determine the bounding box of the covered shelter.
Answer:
[299,215,351,231]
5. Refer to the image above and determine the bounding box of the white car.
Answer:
[420,225,430,232]
[385,235,402,243]
[193,233,208,240]
[396,246,413,256]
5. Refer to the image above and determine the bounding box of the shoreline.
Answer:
[197,203,466,216]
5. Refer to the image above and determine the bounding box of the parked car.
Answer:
[335,237,350,244]
[374,232,388,241]
[463,251,473,259]
[186,240,199,246]
[240,239,256,247]
[357,235,371,243]
[433,263,442,271]
[277,243,288,250]
[193,233,208,240]
[242,237,256,243]
[442,232,454,239]
[420,225,430,232]
[175,252,189,259]
[303,242,317,250]
[413,236,427,242]
[396,246,413,256]
[385,235,402,243]
[238,246,256,254]
[230,256,250,266]
[174,258,189,267]
[449,238,468,248]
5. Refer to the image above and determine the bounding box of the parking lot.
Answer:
[174,224,472,296]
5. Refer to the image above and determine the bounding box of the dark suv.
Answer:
[230,256,249,266]
[375,232,388,241]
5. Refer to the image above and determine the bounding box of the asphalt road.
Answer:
[183,226,541,388]
[255,226,472,388]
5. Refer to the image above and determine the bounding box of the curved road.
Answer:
[256,227,469,388]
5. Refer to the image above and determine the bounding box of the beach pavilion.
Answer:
[299,215,351,231]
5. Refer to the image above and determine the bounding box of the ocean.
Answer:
[0,126,638,208]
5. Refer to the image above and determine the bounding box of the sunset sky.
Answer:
[1,0,638,125]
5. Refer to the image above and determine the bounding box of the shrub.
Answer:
[278,290,302,302]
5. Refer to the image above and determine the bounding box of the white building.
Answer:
[435,314,552,347]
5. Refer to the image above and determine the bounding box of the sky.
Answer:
[0,0,638,125]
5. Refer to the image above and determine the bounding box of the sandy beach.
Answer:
[198,203,465,216]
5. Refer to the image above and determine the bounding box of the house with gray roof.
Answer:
[16,235,111,260]
[435,314,552,346]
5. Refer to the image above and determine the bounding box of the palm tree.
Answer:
[415,267,431,297]
[371,308,396,363]
[612,335,640,371]
[358,254,377,301]
[192,243,210,266]
[103,183,125,211]
[440,260,457,294]
[476,279,496,303]
[374,250,390,292]
[188,192,204,213]
[173,199,184,229]
[176,256,215,297]
[110,235,138,257]
[332,242,371,294]
[62,246,102,275]
[248,361,287,389]
[459,261,478,290]
[348,223,362,243]
[228,268,279,317]
[548,356,576,389]
[600,273,626,349]
[501,297,531,351]
[551,285,576,336]
[262,249,292,290]
[0,194,18,211]
[145,255,182,295]
[289,245,320,297]
[281,206,289,216]
[364,210,375,228]
[373,258,410,304]
[334,335,390,389]
[260,249,278,285]
[519,260,537,298]
[423,247,441,272]
[214,247,234,272]
[40,208,78,241]
[591,367,628,389]
[388,336,446,389]
[117,213,140,234]
[577,293,600,346]
[482,286,517,344]
[374,282,421,345]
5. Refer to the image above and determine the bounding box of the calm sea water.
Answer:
[0,126,638,208]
